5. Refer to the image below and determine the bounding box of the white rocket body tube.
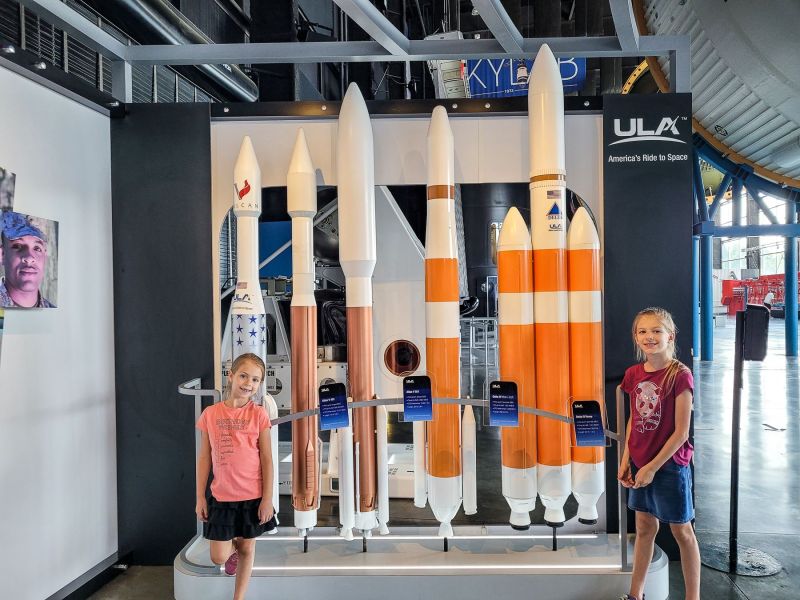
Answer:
[413,421,427,508]
[231,137,280,520]
[338,421,355,540]
[462,405,477,515]
[376,404,390,534]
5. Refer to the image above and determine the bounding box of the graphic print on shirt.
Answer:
[213,417,251,467]
[633,381,662,433]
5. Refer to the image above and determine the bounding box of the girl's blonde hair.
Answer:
[632,307,685,394]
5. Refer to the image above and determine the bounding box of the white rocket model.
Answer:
[336,82,389,537]
[530,44,572,526]
[231,136,280,518]
[425,106,466,537]
[287,129,319,535]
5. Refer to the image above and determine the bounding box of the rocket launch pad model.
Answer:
[425,106,466,537]
[498,207,538,529]
[529,44,572,527]
[231,136,280,518]
[287,129,319,534]
[568,207,605,523]
[336,83,388,536]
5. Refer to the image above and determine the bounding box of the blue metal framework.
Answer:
[693,134,800,360]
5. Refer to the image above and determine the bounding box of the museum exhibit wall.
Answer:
[111,104,215,565]
[0,65,116,599]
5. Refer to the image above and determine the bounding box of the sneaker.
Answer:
[618,595,644,600]
[224,550,239,576]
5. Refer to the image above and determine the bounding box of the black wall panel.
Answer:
[603,94,694,558]
[112,103,214,564]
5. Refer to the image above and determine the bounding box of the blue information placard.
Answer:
[465,57,586,98]
[489,380,519,427]
[319,383,349,431]
[571,400,605,447]
[403,376,433,422]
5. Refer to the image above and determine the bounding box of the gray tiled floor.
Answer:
[90,315,800,599]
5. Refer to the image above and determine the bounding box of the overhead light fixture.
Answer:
[471,8,479,16]
[770,136,800,169]
[1,43,15,54]
[31,60,47,70]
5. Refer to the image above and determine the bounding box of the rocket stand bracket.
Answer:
[178,379,221,538]
[700,306,781,577]
[443,537,449,552]
[303,535,308,554]
[552,527,558,552]
[362,534,368,553]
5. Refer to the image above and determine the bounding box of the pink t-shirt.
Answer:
[197,400,271,502]
[621,363,694,469]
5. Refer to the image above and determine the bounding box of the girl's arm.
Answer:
[195,431,212,521]
[634,389,692,488]
[258,428,274,524]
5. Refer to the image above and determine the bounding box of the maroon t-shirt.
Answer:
[621,363,694,469]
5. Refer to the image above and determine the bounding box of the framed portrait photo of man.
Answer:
[0,211,58,308]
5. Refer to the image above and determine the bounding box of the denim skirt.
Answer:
[628,459,694,524]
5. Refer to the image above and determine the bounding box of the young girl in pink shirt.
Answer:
[196,353,276,600]
[617,307,700,600]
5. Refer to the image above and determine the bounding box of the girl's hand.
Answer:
[195,497,208,522]
[633,465,656,488]
[258,499,274,525]
[617,461,634,488]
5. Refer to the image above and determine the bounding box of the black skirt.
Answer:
[203,495,277,541]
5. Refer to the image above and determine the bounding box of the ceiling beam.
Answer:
[331,0,410,56]
[609,0,640,52]
[18,0,129,60]
[125,36,693,65]
[470,0,524,54]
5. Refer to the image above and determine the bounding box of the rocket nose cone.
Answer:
[529,43,561,91]
[428,105,453,139]
[288,128,314,174]
[234,135,260,175]
[341,82,368,120]
[498,207,531,250]
[567,206,600,248]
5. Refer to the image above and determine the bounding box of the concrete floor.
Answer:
[90,315,800,599]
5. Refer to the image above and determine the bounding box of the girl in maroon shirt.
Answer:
[617,307,700,600]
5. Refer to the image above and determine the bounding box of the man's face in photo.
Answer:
[1,233,48,293]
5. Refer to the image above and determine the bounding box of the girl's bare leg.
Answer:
[233,537,257,600]
[670,522,701,600]
[209,539,235,566]
[629,512,659,599]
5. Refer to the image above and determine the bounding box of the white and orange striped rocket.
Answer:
[287,129,319,535]
[568,206,605,524]
[529,43,572,526]
[425,105,463,537]
[498,207,538,529]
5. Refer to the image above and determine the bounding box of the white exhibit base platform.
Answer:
[174,526,668,600]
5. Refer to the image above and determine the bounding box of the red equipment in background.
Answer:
[721,273,799,315]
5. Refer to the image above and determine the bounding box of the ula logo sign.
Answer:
[610,117,685,146]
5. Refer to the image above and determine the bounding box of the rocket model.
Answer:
[231,136,280,519]
[425,106,465,537]
[529,44,572,526]
[498,207,538,529]
[287,129,319,535]
[568,206,605,524]
[336,83,386,536]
